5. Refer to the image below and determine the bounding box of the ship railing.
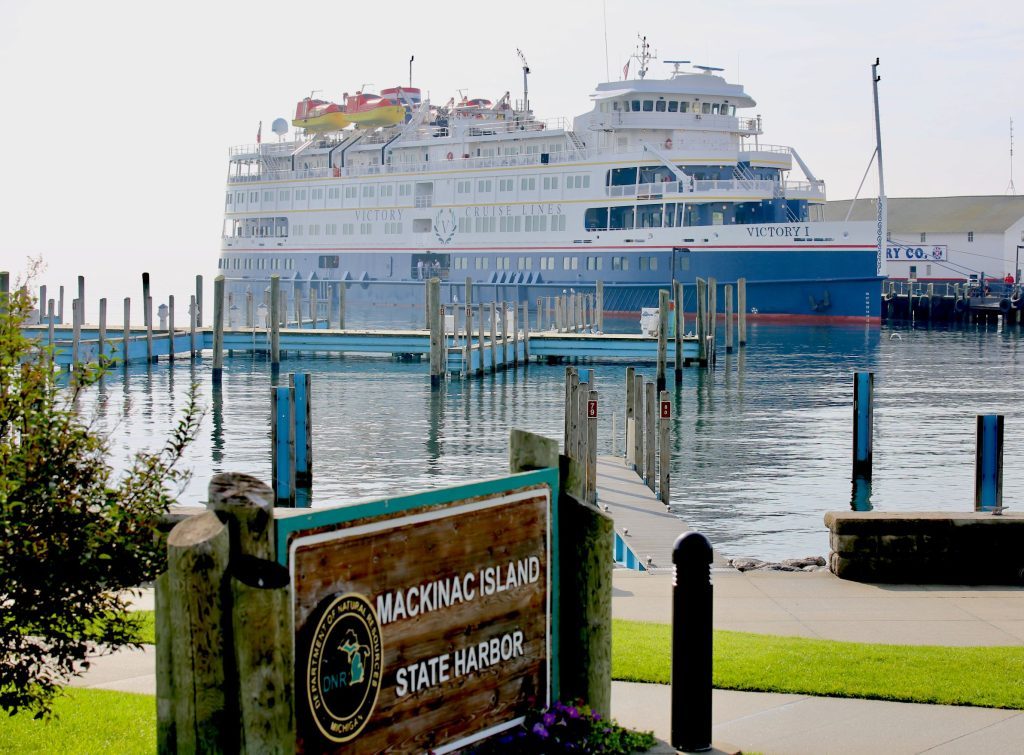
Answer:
[739,143,791,156]
[737,117,761,134]
[606,178,775,199]
[783,180,827,200]
[690,178,775,195]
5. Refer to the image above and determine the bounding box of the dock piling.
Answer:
[657,290,668,392]
[71,298,81,375]
[707,277,717,344]
[563,366,574,452]
[270,275,281,371]
[645,380,656,491]
[212,276,225,384]
[625,367,636,466]
[696,278,708,366]
[738,275,747,346]
[195,275,203,328]
[167,296,175,362]
[98,298,107,366]
[596,280,604,333]
[975,414,1004,512]
[142,273,150,327]
[47,300,55,352]
[246,290,254,328]
[271,385,295,506]
[522,301,530,362]
[659,390,671,505]
[725,284,734,353]
[674,280,683,380]
[57,286,64,325]
[338,282,346,330]
[38,285,46,324]
[634,374,645,475]
[190,295,197,359]
[145,296,154,364]
[489,302,498,373]
[587,388,598,504]
[852,372,874,481]
[122,298,130,367]
[291,373,312,486]
[428,278,442,387]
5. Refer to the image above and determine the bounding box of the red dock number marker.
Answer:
[660,400,671,419]
[587,399,598,418]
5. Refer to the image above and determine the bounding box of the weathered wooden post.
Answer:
[71,298,81,375]
[163,512,232,753]
[145,296,154,364]
[47,300,55,352]
[465,278,474,370]
[271,384,295,505]
[674,280,684,380]
[76,275,85,324]
[577,379,590,496]
[293,292,302,329]
[500,302,509,368]
[424,277,431,329]
[569,372,581,460]
[596,280,604,332]
[659,390,671,505]
[309,286,318,328]
[167,295,176,362]
[38,284,46,324]
[696,278,708,366]
[634,374,645,474]
[270,275,281,372]
[522,301,530,362]
[246,290,254,328]
[212,276,225,385]
[337,282,346,330]
[489,301,498,373]
[657,289,668,392]
[587,388,598,504]
[725,284,734,353]
[564,366,575,452]
[625,367,636,465]
[512,300,519,367]
[476,302,485,375]
[98,298,107,366]
[189,295,197,359]
[425,276,442,385]
[142,273,151,327]
[195,274,203,328]
[122,298,130,367]
[536,296,544,331]
[291,373,313,487]
[645,380,657,491]
[206,473,294,752]
[707,277,717,344]
[852,372,874,481]
[975,414,1005,512]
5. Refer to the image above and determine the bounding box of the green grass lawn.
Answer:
[5,615,1024,752]
[0,688,154,754]
[613,619,1024,709]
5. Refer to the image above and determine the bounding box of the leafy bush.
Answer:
[0,276,201,717]
[469,700,657,754]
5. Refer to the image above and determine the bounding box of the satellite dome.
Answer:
[271,117,288,136]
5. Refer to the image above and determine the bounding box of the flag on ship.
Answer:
[622,60,629,80]
[257,121,262,144]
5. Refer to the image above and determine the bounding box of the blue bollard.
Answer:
[671,531,713,752]
[852,372,874,481]
[975,414,1004,512]
[291,373,313,487]
[271,385,295,505]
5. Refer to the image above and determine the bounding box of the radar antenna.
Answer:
[516,48,531,114]
[664,59,691,78]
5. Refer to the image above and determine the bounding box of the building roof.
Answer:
[823,196,1024,233]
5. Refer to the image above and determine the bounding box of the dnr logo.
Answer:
[302,593,383,744]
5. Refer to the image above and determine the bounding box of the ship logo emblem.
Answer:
[434,209,457,245]
[301,593,383,744]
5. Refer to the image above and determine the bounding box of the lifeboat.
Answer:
[291,97,350,133]
[380,86,422,107]
[344,91,406,128]
[454,97,494,118]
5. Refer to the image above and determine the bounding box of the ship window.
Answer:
[920,232,927,242]
[345,186,357,199]
[681,102,689,113]
[362,185,375,197]
[360,223,372,234]
[668,101,678,113]
[520,177,537,191]
[457,180,471,194]
[585,207,608,231]
[499,178,514,192]
[968,231,974,242]
[318,255,340,269]
[643,100,654,112]
[631,100,641,112]
[380,184,394,197]
[656,100,666,112]
[640,257,648,271]
[609,205,634,230]
[477,179,493,193]
[711,104,720,115]
[612,101,620,111]
[637,204,663,228]
[712,211,724,225]
[543,176,559,190]
[702,102,711,114]
[552,215,566,232]
[608,167,638,186]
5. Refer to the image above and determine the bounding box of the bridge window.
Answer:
[655,100,666,112]
[631,100,641,112]
[585,207,608,231]
[608,167,638,186]
[609,205,634,230]
[681,102,690,113]
[642,100,653,112]
[612,100,621,111]
[701,102,711,114]
[668,101,678,113]
[968,231,974,242]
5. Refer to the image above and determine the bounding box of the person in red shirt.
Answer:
[1005,274,1015,284]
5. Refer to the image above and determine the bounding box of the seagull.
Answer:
[646,555,654,567]
[890,333,903,340]
[623,527,629,536]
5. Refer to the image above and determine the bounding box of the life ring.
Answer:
[664,138,673,149]
[446,151,454,160]
[953,298,966,313]
[999,298,1012,314]
[332,166,341,177]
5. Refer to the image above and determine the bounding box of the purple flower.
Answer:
[592,711,602,721]
[543,712,556,727]
[567,705,581,719]
[532,723,550,739]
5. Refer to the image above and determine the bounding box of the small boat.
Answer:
[344,92,406,128]
[453,97,494,119]
[291,97,350,133]
[380,86,422,107]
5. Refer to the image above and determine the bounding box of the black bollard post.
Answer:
[671,531,713,753]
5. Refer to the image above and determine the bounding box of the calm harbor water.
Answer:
[80,318,1024,561]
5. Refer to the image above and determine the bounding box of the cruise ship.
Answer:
[220,45,882,322]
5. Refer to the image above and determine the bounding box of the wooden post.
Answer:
[674,280,684,380]
[657,289,668,392]
[309,286,318,328]
[212,276,225,384]
[522,301,530,362]
[195,274,203,328]
[500,303,509,368]
[167,295,176,361]
[587,388,598,504]
[77,275,85,324]
[633,374,644,473]
[512,300,519,367]
[122,298,130,367]
[291,373,313,486]
[271,384,295,504]
[428,278,442,387]
[625,367,636,465]
[142,273,151,327]
[725,284,734,353]
[577,380,589,496]
[424,277,431,329]
[696,278,708,366]
[246,290,254,328]
[146,296,155,364]
[189,295,197,359]
[270,275,281,370]
[476,302,485,375]
[489,301,498,373]
[568,370,580,459]
[737,277,749,335]
[166,511,232,753]
[155,572,175,753]
[207,473,294,753]
[596,280,604,332]
[536,297,543,331]
[853,372,874,481]
[293,292,302,329]
[38,284,46,324]
[645,380,657,491]
[47,300,55,352]
[563,366,574,452]
[707,277,717,344]
[98,298,107,366]
[659,390,671,505]
[71,298,81,375]
[465,279,474,371]
[337,282,346,330]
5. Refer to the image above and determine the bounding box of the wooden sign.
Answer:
[660,400,671,419]
[275,469,559,753]
[587,398,598,418]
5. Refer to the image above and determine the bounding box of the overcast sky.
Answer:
[1,0,1021,313]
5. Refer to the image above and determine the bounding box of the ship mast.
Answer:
[872,58,886,279]
[516,49,530,114]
